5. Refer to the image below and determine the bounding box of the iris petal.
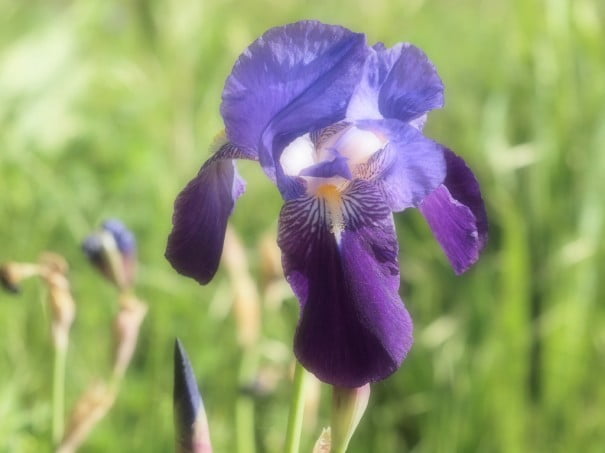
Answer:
[299,155,352,179]
[347,43,444,125]
[355,119,446,211]
[165,143,254,284]
[221,21,367,197]
[420,149,488,274]
[278,180,413,387]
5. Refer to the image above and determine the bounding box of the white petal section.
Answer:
[280,134,316,176]
[335,127,385,166]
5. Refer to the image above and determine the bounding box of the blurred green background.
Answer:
[1,0,605,451]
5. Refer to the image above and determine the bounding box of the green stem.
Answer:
[235,396,255,453]
[235,350,257,453]
[284,361,309,453]
[333,443,348,453]
[52,344,67,445]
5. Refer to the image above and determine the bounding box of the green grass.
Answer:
[1,0,605,451]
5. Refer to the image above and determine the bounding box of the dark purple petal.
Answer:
[221,21,368,197]
[420,149,488,274]
[347,43,444,125]
[356,119,446,211]
[165,143,253,284]
[278,180,413,387]
[300,155,352,179]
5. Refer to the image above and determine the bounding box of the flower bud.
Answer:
[174,339,213,453]
[0,262,42,293]
[331,384,370,453]
[82,219,137,289]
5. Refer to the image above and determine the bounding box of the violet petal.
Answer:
[347,43,444,125]
[356,119,446,211]
[420,149,488,274]
[221,21,367,198]
[299,155,352,179]
[278,180,413,387]
[165,143,251,284]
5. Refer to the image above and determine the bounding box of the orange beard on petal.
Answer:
[316,184,346,243]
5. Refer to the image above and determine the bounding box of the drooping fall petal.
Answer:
[166,142,253,284]
[278,180,413,387]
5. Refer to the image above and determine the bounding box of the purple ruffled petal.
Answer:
[420,149,488,274]
[221,21,368,198]
[355,119,446,211]
[347,43,444,125]
[165,143,254,284]
[278,180,413,387]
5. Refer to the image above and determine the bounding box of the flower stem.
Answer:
[235,395,255,453]
[284,361,309,453]
[333,444,347,453]
[236,349,257,453]
[52,343,67,445]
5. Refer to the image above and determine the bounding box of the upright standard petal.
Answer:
[420,149,488,274]
[347,43,444,125]
[165,140,254,284]
[278,180,413,387]
[221,21,368,196]
[355,119,446,211]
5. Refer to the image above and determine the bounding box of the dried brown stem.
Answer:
[56,291,147,453]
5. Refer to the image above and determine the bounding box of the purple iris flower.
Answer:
[166,21,487,387]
